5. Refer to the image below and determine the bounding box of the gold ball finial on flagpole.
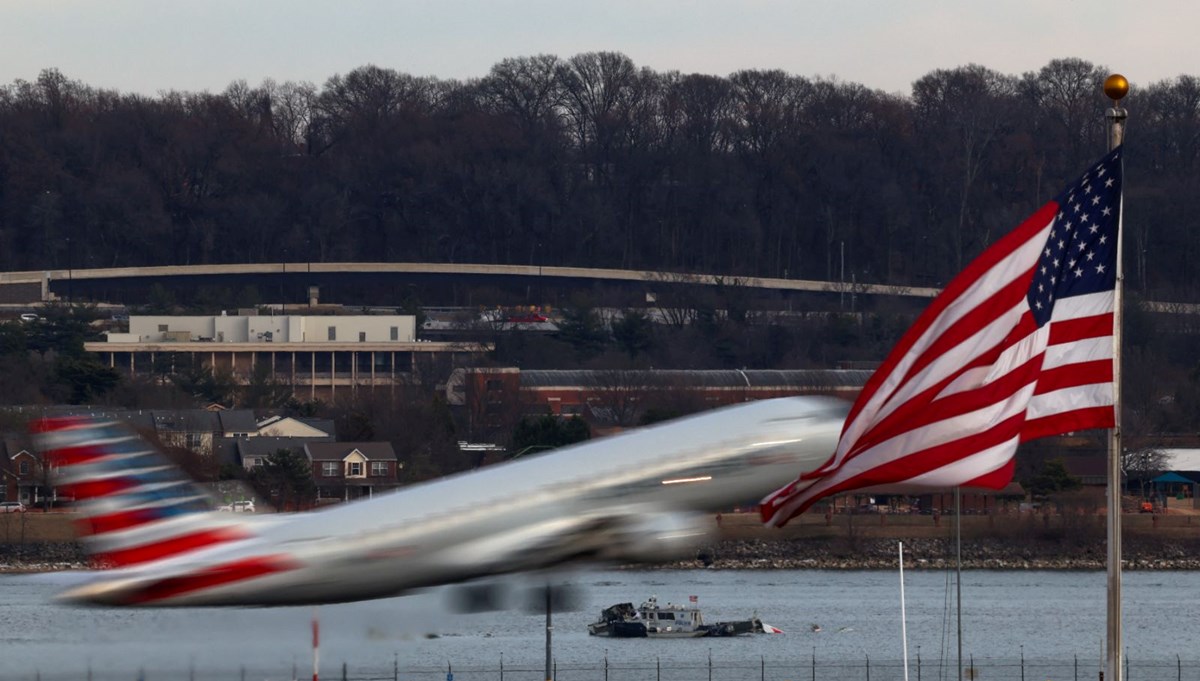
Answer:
[1104,74,1129,102]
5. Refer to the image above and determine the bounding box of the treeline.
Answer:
[1,56,1198,299]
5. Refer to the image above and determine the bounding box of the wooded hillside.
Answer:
[2,56,1196,301]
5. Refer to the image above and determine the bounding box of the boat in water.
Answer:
[587,596,782,638]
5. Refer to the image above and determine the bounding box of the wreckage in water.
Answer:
[587,596,783,638]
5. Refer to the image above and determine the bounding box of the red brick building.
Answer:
[450,368,872,437]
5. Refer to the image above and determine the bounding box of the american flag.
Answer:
[762,148,1123,527]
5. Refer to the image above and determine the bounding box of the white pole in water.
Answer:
[1103,72,1129,681]
[312,607,320,681]
[900,542,910,681]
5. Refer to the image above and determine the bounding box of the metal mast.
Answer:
[1103,72,1129,681]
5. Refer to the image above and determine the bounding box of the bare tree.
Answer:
[589,369,654,427]
[1122,447,1169,500]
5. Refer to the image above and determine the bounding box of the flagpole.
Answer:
[1103,72,1129,681]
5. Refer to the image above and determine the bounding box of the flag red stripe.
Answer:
[840,352,1043,470]
[124,555,295,605]
[814,310,1040,478]
[94,527,248,567]
[959,457,1016,489]
[896,271,1034,396]
[1047,313,1113,345]
[1033,360,1113,396]
[842,202,1058,430]
[1020,405,1115,442]
[794,413,1026,515]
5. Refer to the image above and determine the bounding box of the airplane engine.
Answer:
[599,511,714,564]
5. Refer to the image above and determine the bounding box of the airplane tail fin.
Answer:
[32,416,253,570]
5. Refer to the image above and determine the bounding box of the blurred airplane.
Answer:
[32,396,845,607]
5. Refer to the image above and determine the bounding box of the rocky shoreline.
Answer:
[0,543,88,572]
[683,537,1200,570]
[8,536,1200,573]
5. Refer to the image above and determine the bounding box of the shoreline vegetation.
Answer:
[6,511,1200,573]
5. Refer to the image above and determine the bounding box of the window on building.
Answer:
[359,332,366,342]
[347,461,363,477]
[390,326,399,341]
[158,324,168,332]
[370,461,388,476]
[18,460,30,475]
[486,379,504,391]
[186,433,204,451]
[328,326,337,341]
[322,462,337,476]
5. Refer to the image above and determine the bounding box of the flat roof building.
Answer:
[87,314,490,401]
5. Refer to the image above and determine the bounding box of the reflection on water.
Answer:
[4,568,1200,679]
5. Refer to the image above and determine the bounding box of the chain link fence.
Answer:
[9,655,1197,681]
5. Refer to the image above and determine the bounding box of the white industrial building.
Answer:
[112,314,416,344]
[88,314,486,400]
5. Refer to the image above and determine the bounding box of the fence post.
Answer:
[605,650,608,681]
[500,653,504,681]
[1075,653,1079,681]
[917,646,921,681]
[812,648,816,681]
[657,656,661,681]
[761,655,765,681]
[342,661,347,681]
[395,652,399,681]
[708,648,713,681]
[1021,645,1025,681]
[1178,653,1181,681]
[1125,648,1129,681]
[866,654,870,681]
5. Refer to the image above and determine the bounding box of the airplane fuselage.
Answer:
[57,396,847,606]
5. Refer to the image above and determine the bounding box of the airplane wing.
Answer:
[32,397,846,607]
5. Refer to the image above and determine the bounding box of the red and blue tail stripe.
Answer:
[33,416,251,569]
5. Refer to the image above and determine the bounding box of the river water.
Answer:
[2,568,1197,681]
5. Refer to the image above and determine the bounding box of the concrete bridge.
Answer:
[0,262,940,306]
[6,262,1198,316]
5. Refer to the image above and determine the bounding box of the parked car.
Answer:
[218,500,255,513]
[18,313,39,323]
[0,501,26,513]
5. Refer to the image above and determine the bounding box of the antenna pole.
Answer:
[955,486,962,681]
[900,542,910,681]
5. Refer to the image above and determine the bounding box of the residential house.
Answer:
[2,435,55,507]
[255,416,336,439]
[305,442,400,502]
[217,410,260,438]
[234,435,334,472]
[153,410,221,455]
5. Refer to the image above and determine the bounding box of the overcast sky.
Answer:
[1,0,1193,96]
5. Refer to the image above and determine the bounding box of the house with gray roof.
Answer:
[305,442,400,501]
[234,435,335,471]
